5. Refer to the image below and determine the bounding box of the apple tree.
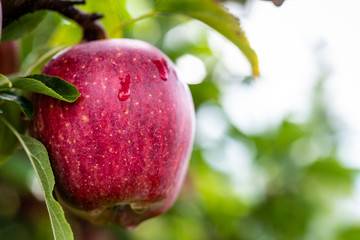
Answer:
[1,1,358,240]
[0,0,259,239]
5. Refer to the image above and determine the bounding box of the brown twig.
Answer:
[2,0,107,41]
[266,0,286,6]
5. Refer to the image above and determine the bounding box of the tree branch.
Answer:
[2,0,107,41]
[264,0,286,6]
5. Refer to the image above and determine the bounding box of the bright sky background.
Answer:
[224,0,360,222]
[172,0,360,218]
[23,0,360,228]
[217,0,360,169]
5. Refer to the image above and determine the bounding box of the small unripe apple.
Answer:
[29,39,195,229]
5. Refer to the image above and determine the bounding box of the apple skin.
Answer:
[29,39,195,229]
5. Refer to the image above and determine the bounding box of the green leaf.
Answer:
[0,74,12,89]
[21,45,67,76]
[154,0,259,76]
[336,226,360,240]
[0,117,74,240]
[0,102,27,165]
[189,80,220,108]
[0,150,34,191]
[1,11,47,42]
[306,158,355,191]
[253,193,312,239]
[0,91,34,119]
[12,74,80,102]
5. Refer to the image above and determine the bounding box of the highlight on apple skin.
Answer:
[29,39,195,229]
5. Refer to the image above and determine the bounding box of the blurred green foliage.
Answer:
[0,0,359,240]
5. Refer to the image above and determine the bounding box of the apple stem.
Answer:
[2,0,107,41]
[47,1,107,41]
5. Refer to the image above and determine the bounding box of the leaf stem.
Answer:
[0,116,74,240]
[0,116,22,144]
[23,45,67,76]
[121,10,157,28]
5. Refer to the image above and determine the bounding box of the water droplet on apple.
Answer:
[118,75,130,101]
[153,59,168,81]
[129,202,148,214]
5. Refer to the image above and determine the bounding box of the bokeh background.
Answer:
[1,0,360,239]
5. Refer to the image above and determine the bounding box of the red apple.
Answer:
[29,39,195,229]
